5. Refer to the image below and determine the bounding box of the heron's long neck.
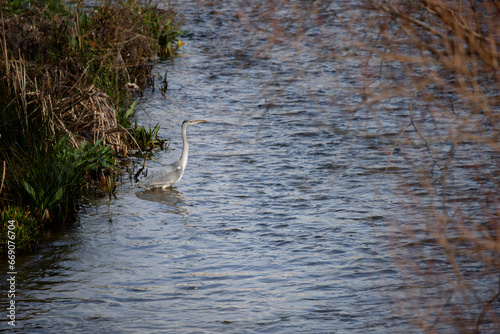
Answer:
[179,124,189,169]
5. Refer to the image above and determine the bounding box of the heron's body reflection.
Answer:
[136,187,190,216]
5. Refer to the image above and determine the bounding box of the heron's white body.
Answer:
[137,120,205,188]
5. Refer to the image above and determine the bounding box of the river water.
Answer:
[3,1,495,333]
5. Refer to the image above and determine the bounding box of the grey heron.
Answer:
[137,120,206,188]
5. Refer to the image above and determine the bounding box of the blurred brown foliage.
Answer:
[219,0,499,332]
[360,1,499,332]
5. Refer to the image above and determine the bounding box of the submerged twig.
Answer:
[134,154,149,180]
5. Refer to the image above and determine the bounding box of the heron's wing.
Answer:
[138,163,183,188]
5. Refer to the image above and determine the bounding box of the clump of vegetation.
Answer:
[0,206,37,253]
[0,0,185,252]
[117,100,168,151]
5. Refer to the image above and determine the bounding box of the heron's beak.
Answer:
[193,120,206,124]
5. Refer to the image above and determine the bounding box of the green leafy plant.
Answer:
[20,135,118,223]
[117,100,139,128]
[131,123,167,150]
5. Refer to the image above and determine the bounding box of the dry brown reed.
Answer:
[56,85,127,152]
[1,54,127,153]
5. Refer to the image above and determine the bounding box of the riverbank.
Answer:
[0,0,185,252]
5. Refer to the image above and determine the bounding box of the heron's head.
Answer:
[183,120,206,126]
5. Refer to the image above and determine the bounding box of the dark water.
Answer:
[4,2,487,333]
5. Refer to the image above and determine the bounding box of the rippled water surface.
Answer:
[3,2,431,333]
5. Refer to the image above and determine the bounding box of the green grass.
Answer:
[1,207,38,253]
